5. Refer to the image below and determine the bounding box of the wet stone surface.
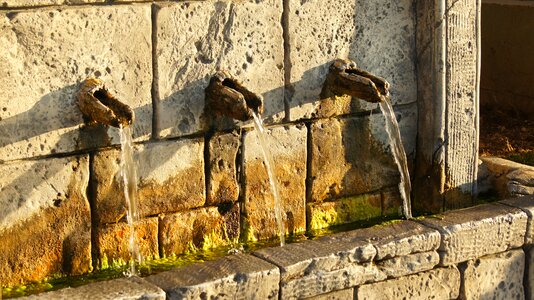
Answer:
[207,132,240,205]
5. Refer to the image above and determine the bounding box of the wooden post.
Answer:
[414,0,481,213]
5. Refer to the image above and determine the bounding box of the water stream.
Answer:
[378,99,413,219]
[118,126,142,276]
[251,112,286,246]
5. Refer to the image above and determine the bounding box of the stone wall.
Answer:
[23,196,534,300]
[0,0,418,286]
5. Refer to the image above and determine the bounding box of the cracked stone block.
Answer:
[500,195,534,244]
[0,6,152,161]
[146,254,279,299]
[357,266,460,300]
[92,138,205,224]
[96,218,159,269]
[207,132,240,205]
[306,288,354,300]
[243,124,307,241]
[376,251,439,279]
[154,1,284,139]
[419,203,528,265]
[0,156,91,286]
[159,205,239,257]
[307,194,382,231]
[310,105,417,202]
[287,0,417,120]
[460,249,525,300]
[19,277,165,300]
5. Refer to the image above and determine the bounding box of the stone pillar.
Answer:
[414,0,481,212]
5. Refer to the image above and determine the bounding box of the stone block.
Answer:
[310,105,417,202]
[381,188,403,217]
[306,288,354,300]
[96,218,159,269]
[92,138,205,224]
[460,249,525,300]
[500,195,534,244]
[376,251,439,278]
[19,277,165,300]
[307,194,382,231]
[243,124,307,240]
[154,1,284,139]
[526,246,534,300]
[146,254,279,299]
[356,266,460,300]
[207,132,240,205]
[480,157,534,197]
[419,203,528,265]
[0,156,91,286]
[287,0,417,120]
[2,0,105,7]
[159,205,239,257]
[0,6,152,161]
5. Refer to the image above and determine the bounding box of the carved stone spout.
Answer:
[205,71,264,122]
[77,78,134,128]
[322,58,390,103]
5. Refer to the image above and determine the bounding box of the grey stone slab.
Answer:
[460,249,525,300]
[419,203,528,265]
[154,1,284,139]
[0,6,152,161]
[376,251,439,279]
[356,266,461,300]
[145,254,279,300]
[20,277,165,300]
[501,195,534,244]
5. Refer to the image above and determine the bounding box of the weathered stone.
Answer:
[460,249,525,300]
[0,6,152,161]
[20,277,165,300]
[356,266,461,300]
[481,157,534,197]
[0,156,91,286]
[500,196,534,244]
[310,106,417,202]
[92,139,205,224]
[307,194,382,231]
[376,251,439,278]
[419,203,527,265]
[243,124,307,241]
[154,1,284,139]
[146,254,279,300]
[159,205,239,257]
[207,132,240,205]
[508,169,534,196]
[2,0,104,7]
[525,246,534,300]
[306,288,354,300]
[381,188,403,217]
[254,237,379,299]
[96,218,159,269]
[287,0,417,120]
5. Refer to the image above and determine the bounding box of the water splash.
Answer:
[118,126,142,275]
[251,112,285,246]
[378,99,412,219]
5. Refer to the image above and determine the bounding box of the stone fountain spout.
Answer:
[321,58,390,103]
[77,78,135,128]
[205,71,264,122]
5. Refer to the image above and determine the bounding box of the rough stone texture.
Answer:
[2,0,104,7]
[92,138,205,224]
[0,156,91,286]
[20,277,165,300]
[254,235,380,299]
[286,0,416,120]
[500,196,534,244]
[159,205,239,257]
[306,289,354,300]
[0,6,152,161]
[146,254,280,300]
[310,106,417,203]
[96,218,159,269]
[460,249,525,300]
[207,132,240,205]
[481,157,534,198]
[243,124,307,240]
[419,203,528,265]
[155,1,284,139]
[526,246,534,300]
[307,194,382,231]
[376,251,439,278]
[357,266,461,300]
[381,188,403,217]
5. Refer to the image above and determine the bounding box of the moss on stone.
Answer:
[99,255,126,270]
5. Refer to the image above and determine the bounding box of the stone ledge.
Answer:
[418,203,528,266]
[500,195,534,245]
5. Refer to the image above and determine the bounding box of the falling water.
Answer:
[379,99,413,219]
[251,112,285,246]
[118,126,142,275]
